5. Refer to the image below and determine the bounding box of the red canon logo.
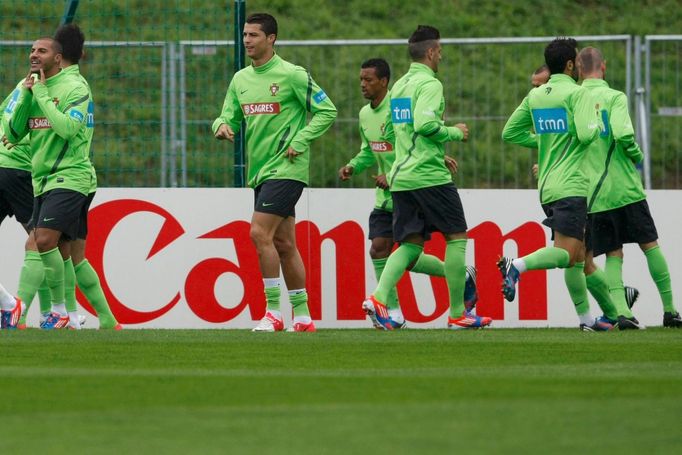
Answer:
[80,199,548,325]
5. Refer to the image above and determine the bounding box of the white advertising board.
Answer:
[0,189,679,329]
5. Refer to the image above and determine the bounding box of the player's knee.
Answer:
[34,233,58,253]
[249,224,270,248]
[273,236,294,255]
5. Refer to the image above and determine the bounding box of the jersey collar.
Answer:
[408,62,436,78]
[252,53,281,74]
[548,73,578,85]
[580,77,609,88]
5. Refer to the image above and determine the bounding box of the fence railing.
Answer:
[3,35,680,189]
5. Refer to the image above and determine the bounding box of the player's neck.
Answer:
[252,49,275,67]
[370,91,387,109]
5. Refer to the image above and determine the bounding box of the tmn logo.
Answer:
[532,108,568,134]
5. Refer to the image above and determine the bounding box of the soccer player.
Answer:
[578,47,679,328]
[3,37,93,330]
[531,64,550,89]
[361,25,491,330]
[526,62,638,329]
[53,23,121,329]
[499,37,620,328]
[339,57,478,329]
[212,13,337,332]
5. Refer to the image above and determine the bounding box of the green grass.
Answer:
[1,328,681,454]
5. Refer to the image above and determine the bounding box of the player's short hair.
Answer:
[35,37,62,54]
[246,13,278,37]
[533,64,549,75]
[54,24,84,63]
[361,58,391,82]
[408,25,440,60]
[577,47,604,74]
[544,37,578,74]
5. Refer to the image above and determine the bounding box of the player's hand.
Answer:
[214,123,234,141]
[444,155,458,174]
[285,147,301,162]
[454,123,469,142]
[22,70,36,91]
[374,174,388,189]
[1,135,16,150]
[531,163,539,179]
[338,165,353,180]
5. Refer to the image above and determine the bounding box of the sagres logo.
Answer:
[242,103,281,115]
[532,108,568,134]
[369,141,393,152]
[29,117,51,129]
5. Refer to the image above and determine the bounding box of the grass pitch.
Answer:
[1,328,681,454]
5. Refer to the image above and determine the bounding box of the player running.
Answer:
[361,25,491,330]
[499,37,620,327]
[213,13,337,332]
[578,47,679,328]
[340,58,478,330]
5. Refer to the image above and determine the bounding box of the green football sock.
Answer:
[604,256,633,318]
[372,257,399,311]
[64,258,78,313]
[373,243,423,305]
[40,247,65,307]
[644,246,675,313]
[585,268,620,320]
[17,250,45,324]
[410,253,445,277]
[563,262,590,316]
[264,285,281,313]
[290,290,310,317]
[522,247,570,270]
[445,239,467,317]
[75,260,119,328]
[38,279,51,314]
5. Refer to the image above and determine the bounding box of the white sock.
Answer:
[512,258,527,273]
[52,303,67,317]
[263,277,282,289]
[68,312,81,329]
[0,283,16,310]
[579,312,593,326]
[293,315,311,324]
[389,309,404,323]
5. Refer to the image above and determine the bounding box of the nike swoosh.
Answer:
[262,202,274,207]
[43,217,55,222]
[240,89,248,94]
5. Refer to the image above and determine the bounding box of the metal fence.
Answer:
[4,35,681,189]
[636,35,682,189]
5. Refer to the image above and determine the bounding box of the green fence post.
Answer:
[60,0,80,25]
[233,0,246,187]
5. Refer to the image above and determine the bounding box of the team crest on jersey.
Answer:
[270,83,279,96]
[52,97,59,106]
[380,123,385,135]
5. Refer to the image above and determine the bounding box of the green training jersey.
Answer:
[3,69,92,196]
[212,53,337,188]
[0,81,32,172]
[387,63,464,192]
[62,65,98,194]
[581,78,646,213]
[347,93,395,211]
[502,73,602,204]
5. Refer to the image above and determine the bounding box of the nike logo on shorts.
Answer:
[262,202,275,207]
[43,217,55,222]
